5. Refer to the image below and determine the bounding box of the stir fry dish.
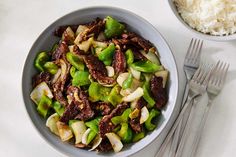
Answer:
[30,16,169,153]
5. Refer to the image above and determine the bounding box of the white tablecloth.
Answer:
[1,0,236,156]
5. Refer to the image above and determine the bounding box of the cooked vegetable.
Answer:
[52,101,65,116]
[140,106,149,124]
[62,27,75,44]
[122,73,133,89]
[98,43,115,66]
[82,128,92,145]
[106,66,115,77]
[37,94,52,118]
[87,130,97,145]
[145,109,160,131]
[66,52,84,71]
[111,108,132,125]
[56,121,73,141]
[107,85,123,106]
[132,131,145,142]
[117,123,133,143]
[30,82,53,104]
[155,70,168,88]
[46,113,60,136]
[105,132,124,153]
[85,117,101,133]
[129,108,140,119]
[34,52,49,71]
[70,66,76,78]
[125,49,134,65]
[75,37,94,52]
[89,135,102,151]
[122,87,144,102]
[143,81,155,108]
[43,62,58,75]
[70,120,87,144]
[130,66,141,80]
[104,16,125,38]
[88,82,111,102]
[72,71,90,86]
[117,72,129,87]
[131,61,162,73]
[140,50,160,65]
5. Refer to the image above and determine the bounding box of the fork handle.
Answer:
[155,95,196,157]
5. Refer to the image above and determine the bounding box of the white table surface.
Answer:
[1,0,236,156]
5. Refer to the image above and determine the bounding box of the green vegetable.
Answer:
[125,49,134,65]
[104,16,125,38]
[85,117,102,133]
[143,81,156,108]
[111,108,132,125]
[51,43,58,52]
[107,85,123,106]
[113,125,121,133]
[145,109,160,131]
[37,94,52,118]
[132,131,145,142]
[122,73,133,89]
[52,101,65,117]
[131,61,162,73]
[88,82,111,102]
[117,123,133,143]
[98,43,115,66]
[43,62,58,75]
[69,120,78,127]
[87,130,97,144]
[70,66,77,78]
[66,52,84,71]
[72,71,90,86]
[34,52,49,71]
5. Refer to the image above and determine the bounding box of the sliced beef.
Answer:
[52,41,69,61]
[92,102,113,116]
[83,55,115,85]
[54,25,78,37]
[136,97,147,109]
[99,102,128,138]
[60,102,80,123]
[112,50,126,74]
[150,76,168,109]
[97,137,113,152]
[78,18,105,43]
[129,46,147,61]
[32,71,51,88]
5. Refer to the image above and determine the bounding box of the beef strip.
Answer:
[92,102,113,116]
[83,55,115,85]
[54,25,78,37]
[97,137,113,152]
[52,41,69,61]
[32,71,51,88]
[129,98,147,133]
[99,102,128,138]
[112,50,126,74]
[150,76,168,109]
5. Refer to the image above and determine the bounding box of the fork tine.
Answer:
[188,39,198,60]
[219,62,229,87]
[214,61,224,86]
[185,38,194,60]
[202,64,213,86]
[209,61,221,85]
[192,66,201,80]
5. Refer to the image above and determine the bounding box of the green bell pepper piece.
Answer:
[72,71,90,86]
[37,94,52,118]
[143,81,156,108]
[88,82,111,102]
[85,117,102,133]
[145,109,160,131]
[122,73,133,89]
[107,85,123,106]
[52,101,65,117]
[87,130,97,144]
[132,131,145,142]
[117,123,133,143]
[125,49,134,65]
[34,52,49,71]
[131,61,162,73]
[43,62,58,75]
[66,52,84,71]
[104,16,125,38]
[70,66,77,78]
[111,108,132,125]
[98,43,115,66]
[51,43,58,52]
[113,125,121,133]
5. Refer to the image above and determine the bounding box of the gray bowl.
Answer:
[22,7,178,157]
[168,0,236,41]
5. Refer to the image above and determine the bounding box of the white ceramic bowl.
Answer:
[168,0,236,41]
[22,6,179,157]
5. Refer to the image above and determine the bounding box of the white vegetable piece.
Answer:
[82,128,91,145]
[62,27,75,41]
[30,82,53,104]
[75,25,88,36]
[71,121,87,144]
[89,135,102,151]
[46,113,60,136]
[120,88,132,97]
[92,41,108,49]
[130,66,141,80]
[140,50,160,65]
[97,32,106,41]
[140,106,149,124]
[75,37,94,52]
[106,66,115,77]
[117,72,129,87]
[51,68,61,84]
[123,87,144,102]
[105,133,123,153]
[130,99,138,110]
[56,121,73,142]
[155,70,168,88]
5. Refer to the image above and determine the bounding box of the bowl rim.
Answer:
[167,0,236,41]
[22,6,179,157]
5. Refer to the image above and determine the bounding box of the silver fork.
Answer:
[169,39,203,157]
[189,61,230,157]
[155,64,210,157]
